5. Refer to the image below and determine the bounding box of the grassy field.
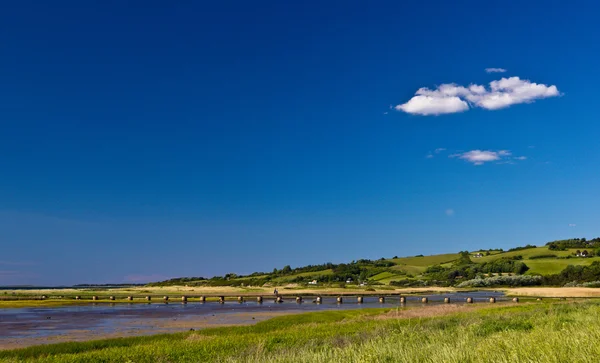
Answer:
[275,247,600,282]
[390,253,461,267]
[470,247,600,275]
[3,300,600,362]
[524,258,600,275]
[473,246,569,262]
[387,253,460,276]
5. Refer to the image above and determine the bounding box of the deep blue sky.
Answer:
[1,0,599,285]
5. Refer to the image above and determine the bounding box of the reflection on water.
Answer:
[0,291,504,343]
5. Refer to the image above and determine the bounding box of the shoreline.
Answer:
[3,286,600,309]
[0,310,295,351]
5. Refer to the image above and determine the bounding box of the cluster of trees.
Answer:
[528,254,557,259]
[149,258,398,287]
[271,263,335,276]
[507,244,537,252]
[546,238,600,251]
[423,254,529,284]
[269,259,393,278]
[543,262,600,286]
[147,277,206,286]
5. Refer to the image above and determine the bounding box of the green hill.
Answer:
[151,237,600,288]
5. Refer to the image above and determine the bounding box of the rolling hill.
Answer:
[151,238,600,288]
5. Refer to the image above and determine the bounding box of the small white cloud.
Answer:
[446,209,455,216]
[528,145,535,149]
[434,148,446,153]
[426,153,434,159]
[485,68,507,73]
[449,149,526,165]
[396,76,560,116]
[569,224,576,227]
[453,150,501,165]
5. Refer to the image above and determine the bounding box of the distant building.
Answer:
[308,280,318,285]
[473,253,483,258]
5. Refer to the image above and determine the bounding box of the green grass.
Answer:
[288,269,333,278]
[389,264,427,275]
[390,253,461,266]
[271,269,334,283]
[473,247,574,262]
[369,271,397,281]
[468,247,600,275]
[388,253,461,276]
[525,258,600,275]
[3,300,600,362]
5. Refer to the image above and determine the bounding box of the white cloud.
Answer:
[396,76,560,116]
[569,223,577,227]
[453,150,501,165]
[445,209,455,216]
[435,148,446,153]
[485,68,507,73]
[448,149,527,165]
[426,153,434,159]
[395,95,468,115]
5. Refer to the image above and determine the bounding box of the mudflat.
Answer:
[0,306,293,350]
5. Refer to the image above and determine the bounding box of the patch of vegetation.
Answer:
[4,301,600,362]
[143,236,600,289]
[507,244,537,252]
[421,252,530,286]
[543,261,600,286]
[456,275,543,288]
[529,254,558,259]
[546,237,600,251]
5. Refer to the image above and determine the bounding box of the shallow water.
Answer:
[0,291,504,349]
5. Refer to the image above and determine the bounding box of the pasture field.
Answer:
[470,247,600,275]
[2,299,600,362]
[390,253,461,267]
[524,258,600,275]
[473,246,570,262]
